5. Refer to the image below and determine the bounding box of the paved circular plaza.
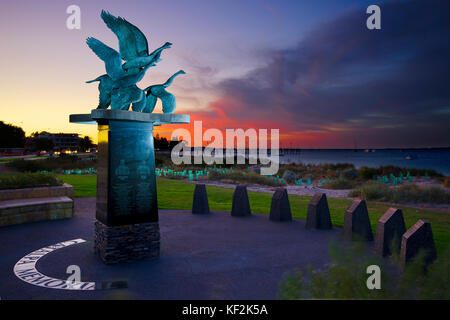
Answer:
[0,198,342,299]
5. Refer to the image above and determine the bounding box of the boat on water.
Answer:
[405,154,418,160]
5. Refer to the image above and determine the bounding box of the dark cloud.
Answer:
[206,0,450,147]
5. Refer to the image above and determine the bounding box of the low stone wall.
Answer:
[0,183,74,201]
[0,184,74,227]
[0,197,73,226]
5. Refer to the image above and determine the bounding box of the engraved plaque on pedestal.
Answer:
[107,120,158,226]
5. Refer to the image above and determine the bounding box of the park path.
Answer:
[0,197,338,299]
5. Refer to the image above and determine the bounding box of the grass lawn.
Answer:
[57,175,450,254]
[58,174,97,197]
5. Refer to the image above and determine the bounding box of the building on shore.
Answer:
[31,132,81,151]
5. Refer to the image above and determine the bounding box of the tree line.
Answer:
[0,121,176,152]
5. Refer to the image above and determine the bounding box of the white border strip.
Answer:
[13,238,96,290]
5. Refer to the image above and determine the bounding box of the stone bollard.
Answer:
[375,208,406,257]
[305,193,332,229]
[343,199,373,241]
[192,184,210,214]
[269,188,292,222]
[231,185,251,217]
[400,219,437,269]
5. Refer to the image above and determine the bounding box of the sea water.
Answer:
[280,149,450,175]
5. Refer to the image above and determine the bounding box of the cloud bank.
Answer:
[191,0,450,148]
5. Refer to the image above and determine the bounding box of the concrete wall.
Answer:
[0,184,74,227]
[0,183,74,201]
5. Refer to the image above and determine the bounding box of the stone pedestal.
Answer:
[70,110,189,264]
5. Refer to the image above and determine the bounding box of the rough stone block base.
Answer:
[94,220,160,264]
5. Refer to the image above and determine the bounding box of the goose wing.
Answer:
[152,87,176,114]
[143,91,157,113]
[101,10,149,62]
[86,37,125,80]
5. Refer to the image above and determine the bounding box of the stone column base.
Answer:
[94,220,160,264]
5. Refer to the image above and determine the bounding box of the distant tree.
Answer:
[31,138,54,152]
[154,135,169,149]
[0,121,25,148]
[78,136,94,152]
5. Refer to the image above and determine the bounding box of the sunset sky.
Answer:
[0,0,449,148]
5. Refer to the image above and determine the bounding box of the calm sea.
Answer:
[280,149,450,176]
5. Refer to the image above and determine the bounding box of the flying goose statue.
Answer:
[85,74,113,109]
[85,10,185,113]
[142,70,186,113]
[100,10,172,73]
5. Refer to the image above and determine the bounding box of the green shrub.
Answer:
[348,189,360,197]
[351,182,450,204]
[278,163,354,182]
[6,157,96,173]
[358,166,379,180]
[282,170,297,183]
[342,169,359,180]
[0,173,62,190]
[390,184,421,203]
[278,242,450,299]
[359,181,390,201]
[377,165,443,178]
[418,187,450,204]
[325,178,355,190]
[207,169,284,187]
[355,165,444,180]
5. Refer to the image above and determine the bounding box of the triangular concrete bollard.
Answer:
[269,188,292,222]
[400,219,437,269]
[231,185,251,217]
[305,193,332,229]
[343,199,373,241]
[192,184,210,214]
[375,208,406,257]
